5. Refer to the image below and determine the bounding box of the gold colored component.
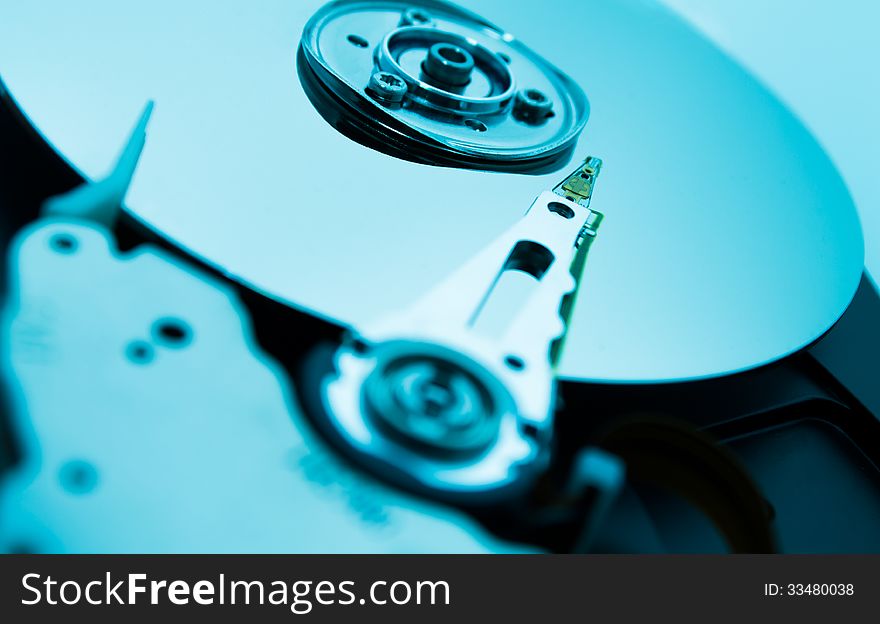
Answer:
[552,156,603,208]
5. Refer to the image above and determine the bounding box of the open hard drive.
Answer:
[0,0,877,553]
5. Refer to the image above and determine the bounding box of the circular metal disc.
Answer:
[299,0,589,171]
[0,0,864,383]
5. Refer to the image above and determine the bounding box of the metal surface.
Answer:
[0,217,522,553]
[318,172,603,499]
[299,0,588,170]
[0,0,864,383]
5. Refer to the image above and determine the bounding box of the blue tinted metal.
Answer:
[0,218,521,552]
[0,0,863,383]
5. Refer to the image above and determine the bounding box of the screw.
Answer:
[367,71,408,105]
[513,88,554,123]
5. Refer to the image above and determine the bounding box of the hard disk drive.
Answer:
[0,0,877,553]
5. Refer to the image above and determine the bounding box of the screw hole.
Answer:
[152,317,193,348]
[437,44,467,65]
[49,233,78,254]
[401,8,434,27]
[523,424,539,439]
[126,340,155,364]
[505,355,526,371]
[548,201,575,219]
[347,34,368,48]
[465,119,487,132]
[59,460,99,495]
